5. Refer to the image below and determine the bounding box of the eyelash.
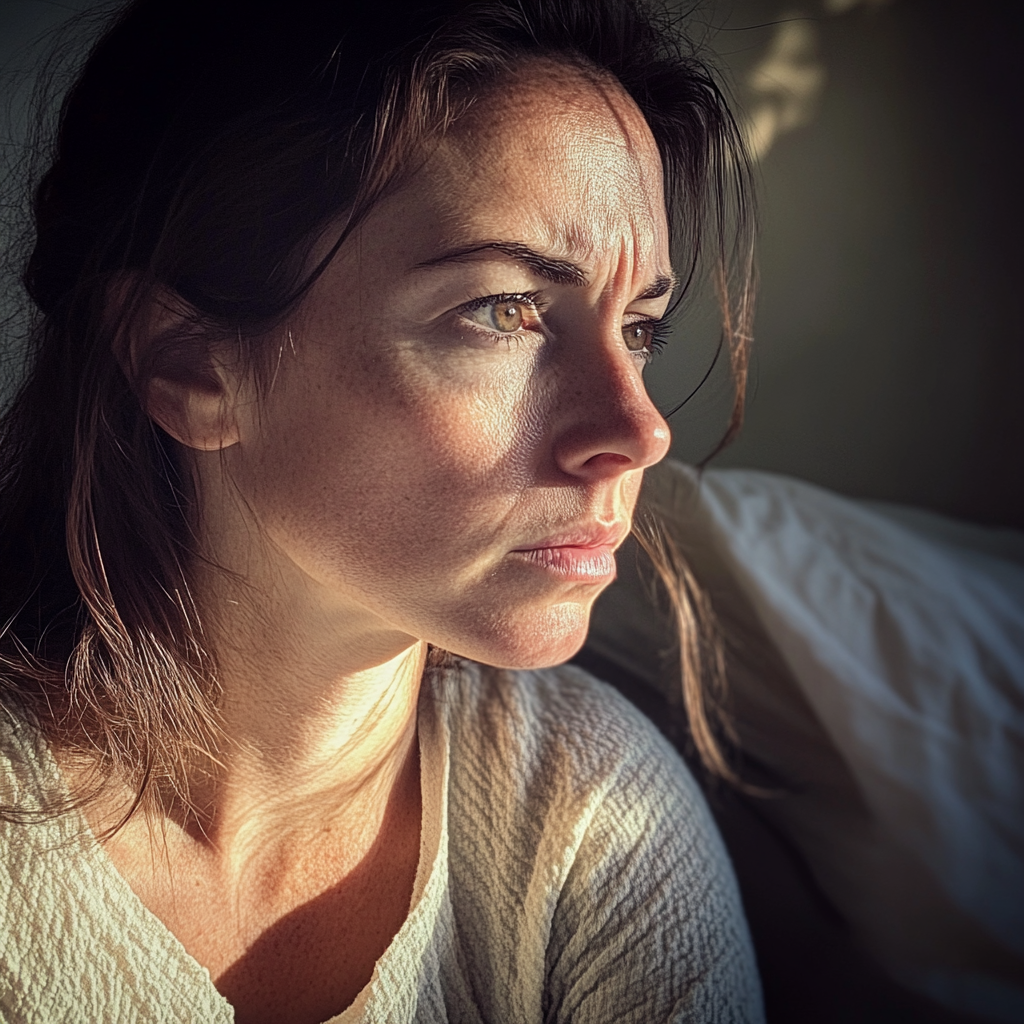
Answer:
[458,291,544,323]
[455,292,672,362]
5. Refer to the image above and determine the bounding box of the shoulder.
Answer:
[0,714,234,1023]
[440,656,719,851]
[0,711,70,850]
[440,659,718,843]
[0,715,82,1020]
[443,658,688,786]
[436,660,763,1022]
[0,711,46,805]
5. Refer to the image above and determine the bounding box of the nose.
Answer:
[551,335,671,481]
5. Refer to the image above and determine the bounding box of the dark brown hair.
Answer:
[0,0,754,821]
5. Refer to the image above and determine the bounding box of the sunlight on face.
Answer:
[230,65,673,669]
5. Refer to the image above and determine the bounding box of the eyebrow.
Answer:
[636,275,676,301]
[416,241,587,287]
[415,241,678,300]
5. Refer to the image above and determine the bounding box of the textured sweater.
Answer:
[0,660,764,1023]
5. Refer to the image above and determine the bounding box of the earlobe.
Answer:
[108,277,244,451]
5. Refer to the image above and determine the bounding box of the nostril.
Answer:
[584,452,632,469]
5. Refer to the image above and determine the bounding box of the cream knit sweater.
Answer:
[0,660,763,1023]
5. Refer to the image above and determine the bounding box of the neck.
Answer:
[172,556,427,859]
[196,641,425,853]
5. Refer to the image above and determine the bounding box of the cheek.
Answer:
[243,338,554,585]
[412,373,550,502]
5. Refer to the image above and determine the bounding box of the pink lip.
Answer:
[511,523,628,583]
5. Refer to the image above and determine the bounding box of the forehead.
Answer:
[386,66,669,270]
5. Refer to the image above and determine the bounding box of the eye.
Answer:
[623,317,671,361]
[458,293,539,334]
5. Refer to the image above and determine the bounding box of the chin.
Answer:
[443,599,594,671]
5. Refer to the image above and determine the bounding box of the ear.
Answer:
[109,278,245,451]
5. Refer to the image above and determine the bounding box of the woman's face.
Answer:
[225,69,673,669]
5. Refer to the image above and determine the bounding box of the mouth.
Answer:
[510,522,628,583]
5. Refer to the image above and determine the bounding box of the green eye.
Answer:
[490,301,524,332]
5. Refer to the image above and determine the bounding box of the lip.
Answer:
[515,522,629,552]
[510,522,628,583]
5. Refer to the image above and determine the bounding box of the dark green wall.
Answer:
[693,0,1024,529]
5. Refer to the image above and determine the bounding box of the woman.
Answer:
[0,0,761,1020]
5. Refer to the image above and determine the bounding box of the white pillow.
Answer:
[591,461,1024,1022]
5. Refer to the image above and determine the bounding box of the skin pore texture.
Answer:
[87,65,674,1024]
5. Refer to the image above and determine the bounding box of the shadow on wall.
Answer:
[668,0,1024,531]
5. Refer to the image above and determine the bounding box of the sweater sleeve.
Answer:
[541,692,765,1024]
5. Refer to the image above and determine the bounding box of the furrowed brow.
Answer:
[416,242,587,287]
